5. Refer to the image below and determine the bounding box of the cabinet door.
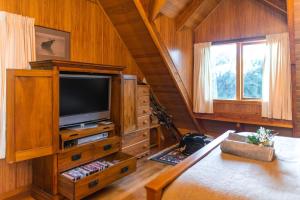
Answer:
[123,75,137,134]
[6,69,58,163]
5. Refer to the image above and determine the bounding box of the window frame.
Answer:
[212,39,266,101]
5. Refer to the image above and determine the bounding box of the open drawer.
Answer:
[58,136,121,172]
[58,152,137,200]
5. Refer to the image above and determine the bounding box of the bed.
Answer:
[145,130,300,200]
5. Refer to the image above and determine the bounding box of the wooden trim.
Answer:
[133,0,203,132]
[212,36,266,45]
[212,40,266,101]
[30,60,126,72]
[145,131,234,200]
[240,41,266,100]
[149,0,167,21]
[259,0,287,15]
[175,0,206,31]
[194,113,293,128]
[236,43,241,100]
[287,0,295,65]
[213,99,261,104]
[286,0,296,136]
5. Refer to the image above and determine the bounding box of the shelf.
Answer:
[195,114,293,128]
[59,136,121,154]
[60,124,115,141]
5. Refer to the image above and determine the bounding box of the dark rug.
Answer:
[149,136,213,166]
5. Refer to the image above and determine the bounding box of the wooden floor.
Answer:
[85,154,171,200]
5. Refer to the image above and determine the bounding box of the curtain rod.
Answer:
[212,35,266,45]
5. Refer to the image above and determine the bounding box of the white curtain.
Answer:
[193,42,213,113]
[262,32,292,120]
[0,11,36,159]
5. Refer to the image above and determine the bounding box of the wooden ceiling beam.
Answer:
[149,0,167,21]
[175,0,206,31]
[259,0,287,15]
[175,0,223,31]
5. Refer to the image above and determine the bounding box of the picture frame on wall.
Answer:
[35,26,70,61]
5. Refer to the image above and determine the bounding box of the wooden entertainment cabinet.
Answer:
[5,60,138,200]
[121,75,151,157]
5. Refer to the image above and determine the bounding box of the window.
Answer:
[211,40,266,100]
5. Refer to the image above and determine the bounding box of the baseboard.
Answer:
[0,185,31,200]
[31,186,61,200]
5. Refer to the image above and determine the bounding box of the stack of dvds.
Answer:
[61,160,115,181]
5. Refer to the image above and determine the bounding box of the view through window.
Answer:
[211,40,265,100]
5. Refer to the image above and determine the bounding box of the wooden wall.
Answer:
[0,0,143,196]
[194,0,288,43]
[193,0,292,136]
[154,15,194,98]
[294,0,300,137]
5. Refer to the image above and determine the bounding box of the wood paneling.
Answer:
[175,0,222,30]
[154,15,193,98]
[293,0,300,137]
[123,76,138,134]
[99,0,201,131]
[0,0,143,76]
[160,0,190,18]
[193,0,292,135]
[194,0,288,43]
[0,0,142,196]
[6,70,58,163]
[259,0,287,14]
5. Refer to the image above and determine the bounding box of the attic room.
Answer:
[0,0,299,199]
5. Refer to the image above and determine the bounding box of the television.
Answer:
[59,74,111,128]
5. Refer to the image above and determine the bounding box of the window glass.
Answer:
[242,43,265,99]
[211,43,237,100]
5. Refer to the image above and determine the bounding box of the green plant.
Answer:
[247,127,276,146]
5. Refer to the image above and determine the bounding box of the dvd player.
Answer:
[63,132,108,149]
[78,132,108,145]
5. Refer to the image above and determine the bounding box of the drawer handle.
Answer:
[143,121,148,124]
[120,166,129,174]
[103,144,112,151]
[71,153,81,161]
[143,110,147,114]
[88,180,99,188]
[143,133,147,137]
[143,100,147,103]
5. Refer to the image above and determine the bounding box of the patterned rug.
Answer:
[149,136,213,165]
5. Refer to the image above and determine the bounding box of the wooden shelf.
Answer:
[194,113,293,129]
[60,124,115,141]
[58,136,121,154]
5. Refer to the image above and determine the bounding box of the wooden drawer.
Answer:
[122,129,150,148]
[58,137,120,172]
[137,115,150,130]
[137,106,151,116]
[58,152,136,200]
[122,140,149,157]
[137,85,149,96]
[137,95,150,107]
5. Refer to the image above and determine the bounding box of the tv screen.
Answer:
[59,74,111,127]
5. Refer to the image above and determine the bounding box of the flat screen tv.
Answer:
[59,74,111,128]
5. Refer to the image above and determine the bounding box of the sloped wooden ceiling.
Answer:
[150,0,287,30]
[98,0,202,132]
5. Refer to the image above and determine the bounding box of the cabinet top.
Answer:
[30,60,126,74]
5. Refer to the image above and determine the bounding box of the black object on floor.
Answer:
[149,135,213,165]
